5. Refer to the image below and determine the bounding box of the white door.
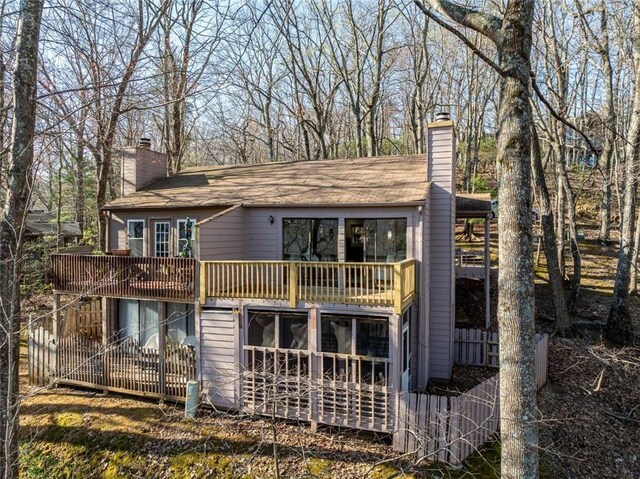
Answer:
[401,322,411,391]
[154,221,171,257]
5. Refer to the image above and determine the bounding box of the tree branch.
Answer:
[413,0,505,75]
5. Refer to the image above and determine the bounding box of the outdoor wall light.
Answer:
[269,215,275,224]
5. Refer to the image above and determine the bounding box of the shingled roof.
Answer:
[104,155,430,210]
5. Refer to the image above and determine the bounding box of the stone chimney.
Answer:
[121,138,167,197]
[426,113,456,381]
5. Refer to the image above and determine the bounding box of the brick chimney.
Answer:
[121,138,167,197]
[427,113,456,381]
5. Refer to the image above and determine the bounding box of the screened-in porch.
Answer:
[241,309,411,432]
[48,297,197,401]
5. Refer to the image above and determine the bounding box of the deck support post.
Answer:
[484,218,491,329]
[393,263,404,314]
[309,308,318,424]
[158,303,167,397]
[288,262,298,307]
[101,296,110,389]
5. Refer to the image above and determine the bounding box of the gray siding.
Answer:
[200,309,238,408]
[108,207,225,255]
[416,197,430,388]
[427,124,456,380]
[198,206,245,260]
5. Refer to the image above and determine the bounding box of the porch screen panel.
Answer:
[166,303,195,343]
[283,218,338,261]
[119,299,140,342]
[247,312,276,347]
[140,301,161,349]
[279,313,308,350]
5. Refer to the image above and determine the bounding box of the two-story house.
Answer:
[49,116,492,433]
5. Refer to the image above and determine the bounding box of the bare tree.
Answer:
[607,0,640,344]
[415,1,539,477]
[0,0,44,476]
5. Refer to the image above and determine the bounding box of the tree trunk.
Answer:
[531,126,571,333]
[494,6,539,476]
[0,0,44,477]
[630,210,640,293]
[608,2,640,342]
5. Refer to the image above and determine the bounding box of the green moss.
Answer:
[370,463,404,479]
[306,458,331,477]
[169,451,238,479]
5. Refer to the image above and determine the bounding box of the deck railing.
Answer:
[455,250,485,268]
[201,259,417,312]
[52,254,196,302]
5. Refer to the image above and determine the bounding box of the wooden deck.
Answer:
[52,254,196,302]
[201,259,416,312]
[455,250,486,279]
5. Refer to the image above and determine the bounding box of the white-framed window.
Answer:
[154,221,171,257]
[127,219,145,257]
[176,218,195,257]
[246,311,308,350]
[320,315,389,358]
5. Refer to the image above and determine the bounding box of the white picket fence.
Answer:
[394,333,549,466]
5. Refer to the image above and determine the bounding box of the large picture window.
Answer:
[283,218,338,261]
[127,219,145,256]
[345,218,407,262]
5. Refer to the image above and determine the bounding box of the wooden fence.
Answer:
[454,328,499,368]
[394,334,548,465]
[28,317,55,387]
[55,336,196,400]
[28,299,196,401]
[454,328,548,373]
[62,298,102,339]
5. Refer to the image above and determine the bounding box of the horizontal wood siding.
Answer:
[427,124,455,380]
[201,309,238,408]
[109,207,225,255]
[199,206,245,260]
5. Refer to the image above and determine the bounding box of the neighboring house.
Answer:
[25,210,82,245]
[49,117,492,433]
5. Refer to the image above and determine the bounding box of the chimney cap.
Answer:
[435,111,451,122]
[139,137,152,148]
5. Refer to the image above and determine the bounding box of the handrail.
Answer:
[201,259,417,313]
[52,254,196,302]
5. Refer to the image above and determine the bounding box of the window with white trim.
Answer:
[177,218,195,257]
[127,220,145,256]
[154,221,171,257]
